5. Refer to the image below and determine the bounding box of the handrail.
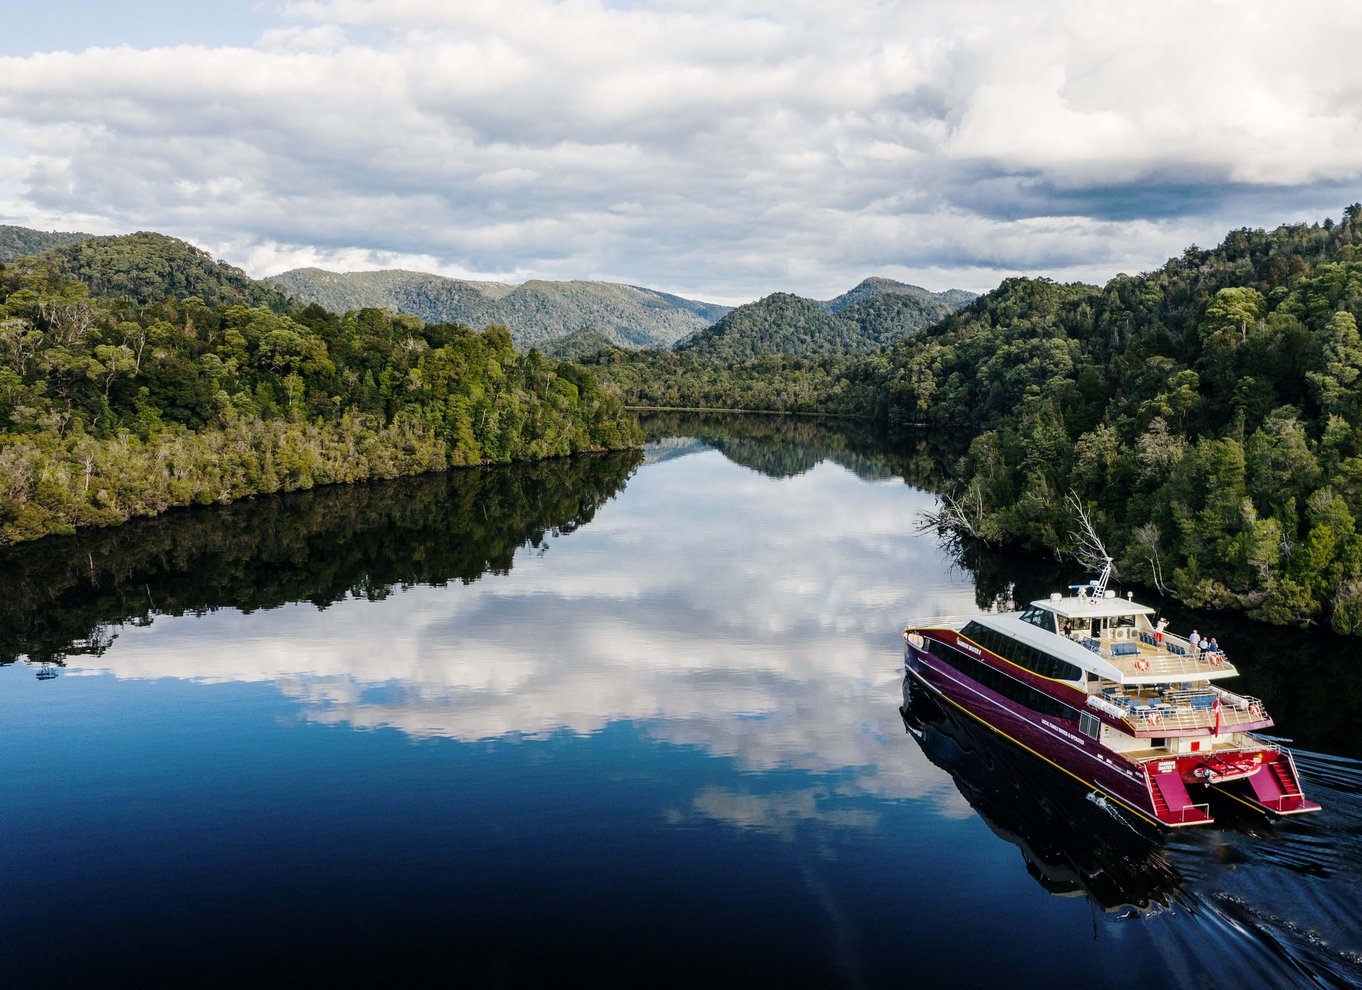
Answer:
[1104,644,1239,680]
[1179,801,1212,824]
[1100,688,1269,734]
[903,616,967,631]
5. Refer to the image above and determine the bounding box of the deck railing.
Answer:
[1094,688,1269,734]
[903,616,968,632]
[1081,629,1241,679]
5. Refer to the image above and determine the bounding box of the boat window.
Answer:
[932,639,1082,723]
[1079,712,1100,739]
[1019,606,1056,633]
[959,621,1083,682]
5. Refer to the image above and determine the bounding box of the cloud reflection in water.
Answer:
[63,444,982,824]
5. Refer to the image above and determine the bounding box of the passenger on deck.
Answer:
[1189,629,1201,657]
[1155,617,1167,644]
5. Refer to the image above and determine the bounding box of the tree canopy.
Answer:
[0,249,641,545]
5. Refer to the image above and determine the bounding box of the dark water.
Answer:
[3,414,1360,987]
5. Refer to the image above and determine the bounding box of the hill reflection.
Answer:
[1,433,982,826]
[638,410,959,487]
[0,450,642,665]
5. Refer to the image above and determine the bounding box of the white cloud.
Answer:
[2,0,1361,300]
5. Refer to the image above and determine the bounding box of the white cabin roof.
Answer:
[1032,594,1156,621]
[975,611,1124,681]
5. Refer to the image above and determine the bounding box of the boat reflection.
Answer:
[900,673,1186,911]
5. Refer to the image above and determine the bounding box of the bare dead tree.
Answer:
[1065,491,1115,587]
[917,483,990,545]
[1133,521,1169,595]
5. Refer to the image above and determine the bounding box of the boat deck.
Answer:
[1091,680,1269,735]
[1069,628,1239,681]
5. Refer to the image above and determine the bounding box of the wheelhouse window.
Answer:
[1019,606,1056,633]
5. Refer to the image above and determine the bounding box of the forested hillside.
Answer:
[823,276,975,314]
[11,210,1362,633]
[674,279,971,360]
[0,225,91,262]
[677,293,865,360]
[0,247,641,545]
[41,232,296,311]
[890,209,1362,633]
[267,267,730,350]
[585,348,886,415]
[595,207,1362,634]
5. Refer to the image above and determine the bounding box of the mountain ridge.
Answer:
[0,224,93,262]
[675,279,975,360]
[266,266,731,350]
[1,224,976,357]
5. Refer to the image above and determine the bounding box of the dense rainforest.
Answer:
[591,207,1362,634]
[9,208,1362,635]
[0,246,641,545]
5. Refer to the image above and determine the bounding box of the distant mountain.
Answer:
[266,267,731,350]
[825,276,975,314]
[0,224,92,262]
[676,279,974,360]
[36,232,294,311]
[677,293,862,360]
[838,292,966,347]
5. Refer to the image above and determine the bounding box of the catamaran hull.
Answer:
[904,639,1317,827]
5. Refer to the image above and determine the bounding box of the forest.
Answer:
[591,207,1362,634]
[0,245,641,545]
[9,209,1362,635]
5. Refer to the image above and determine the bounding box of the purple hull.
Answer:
[906,640,1203,827]
[903,575,1321,825]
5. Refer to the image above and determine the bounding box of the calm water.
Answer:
[3,415,1361,987]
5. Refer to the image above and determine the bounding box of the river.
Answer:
[2,413,1359,986]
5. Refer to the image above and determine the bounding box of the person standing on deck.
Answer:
[1155,617,1168,644]
[1189,629,1201,658]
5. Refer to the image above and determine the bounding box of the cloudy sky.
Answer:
[2,0,1361,303]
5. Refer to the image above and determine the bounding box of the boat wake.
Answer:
[902,674,1362,987]
[1153,749,1362,988]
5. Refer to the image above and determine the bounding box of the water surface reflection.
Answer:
[3,418,1361,986]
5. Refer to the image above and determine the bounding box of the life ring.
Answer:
[1210,653,1224,667]
[1134,657,1151,672]
[1249,702,1262,719]
[1148,711,1162,727]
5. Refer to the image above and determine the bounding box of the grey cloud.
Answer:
[3,0,1361,299]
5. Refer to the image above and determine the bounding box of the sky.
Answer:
[2,0,1361,304]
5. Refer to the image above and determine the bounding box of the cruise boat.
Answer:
[903,563,1321,827]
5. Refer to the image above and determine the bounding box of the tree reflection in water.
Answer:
[0,450,642,667]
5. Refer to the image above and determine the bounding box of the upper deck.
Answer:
[908,588,1238,687]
